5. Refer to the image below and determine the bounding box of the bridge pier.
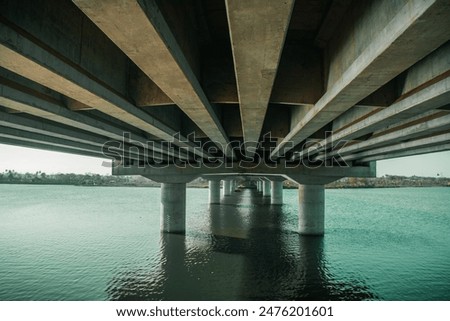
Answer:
[263,180,271,197]
[208,180,221,204]
[271,180,284,205]
[231,180,237,192]
[298,185,325,236]
[256,181,262,193]
[160,183,186,234]
[115,162,375,235]
[223,179,232,196]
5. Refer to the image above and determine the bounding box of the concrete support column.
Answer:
[298,185,325,236]
[223,180,231,196]
[271,180,283,205]
[263,180,271,197]
[256,181,261,192]
[208,180,221,204]
[160,183,186,234]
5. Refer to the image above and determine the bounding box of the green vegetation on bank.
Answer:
[1,170,449,188]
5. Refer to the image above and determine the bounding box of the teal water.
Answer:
[0,185,449,300]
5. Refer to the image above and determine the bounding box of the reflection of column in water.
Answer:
[209,191,250,239]
[296,236,328,300]
[159,233,189,299]
[239,196,289,299]
[296,236,378,300]
[209,204,224,236]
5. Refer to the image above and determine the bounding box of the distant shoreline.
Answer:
[1,171,449,189]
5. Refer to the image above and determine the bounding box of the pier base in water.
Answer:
[160,183,186,234]
[298,185,325,236]
[208,180,221,204]
[271,180,283,205]
[263,180,271,197]
[223,180,232,196]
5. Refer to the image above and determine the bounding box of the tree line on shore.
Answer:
[1,170,449,188]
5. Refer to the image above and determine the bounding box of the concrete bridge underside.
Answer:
[1,0,449,235]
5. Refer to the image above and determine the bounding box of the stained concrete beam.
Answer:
[328,76,450,144]
[113,162,375,181]
[0,22,205,159]
[0,81,189,160]
[0,111,166,161]
[73,0,233,158]
[344,132,450,161]
[272,0,450,158]
[314,0,352,48]
[332,106,382,132]
[129,66,173,107]
[0,136,106,160]
[0,126,148,162]
[294,75,450,160]
[270,45,323,106]
[225,0,294,156]
[320,113,450,160]
[357,143,450,162]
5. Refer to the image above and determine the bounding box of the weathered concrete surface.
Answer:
[0,136,105,159]
[358,143,450,162]
[226,0,294,156]
[0,81,188,160]
[270,180,283,205]
[208,180,221,204]
[160,183,187,234]
[0,0,449,183]
[272,0,450,157]
[0,23,205,158]
[73,0,233,158]
[298,185,325,236]
[321,113,450,160]
[262,180,271,197]
[223,180,232,196]
[343,132,450,162]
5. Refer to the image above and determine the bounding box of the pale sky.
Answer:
[0,143,449,177]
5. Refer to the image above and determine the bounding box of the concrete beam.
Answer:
[73,0,233,158]
[226,0,295,156]
[0,81,186,160]
[332,106,382,133]
[294,75,450,160]
[0,112,179,163]
[113,162,376,183]
[314,0,352,48]
[345,132,450,161]
[128,66,173,107]
[0,124,157,163]
[201,45,323,107]
[272,0,450,158]
[399,41,450,97]
[0,22,205,159]
[0,136,106,159]
[270,45,323,106]
[334,75,450,141]
[0,110,121,148]
[358,143,450,162]
[322,112,450,160]
[0,125,114,158]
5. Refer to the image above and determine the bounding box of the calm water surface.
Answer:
[0,185,449,300]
